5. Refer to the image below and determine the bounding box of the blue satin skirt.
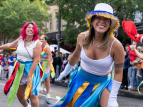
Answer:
[54,67,112,107]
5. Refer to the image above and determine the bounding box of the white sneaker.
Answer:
[128,85,133,89]
[64,80,69,83]
[26,104,31,107]
[46,94,51,99]
[40,86,44,91]
[137,73,142,78]
[43,88,46,92]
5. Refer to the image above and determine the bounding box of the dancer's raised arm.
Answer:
[0,38,19,49]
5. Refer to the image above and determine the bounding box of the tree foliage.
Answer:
[0,0,50,44]
[48,0,143,46]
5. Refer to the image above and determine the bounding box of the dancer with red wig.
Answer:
[0,21,41,107]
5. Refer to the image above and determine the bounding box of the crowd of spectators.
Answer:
[122,42,143,91]
[51,47,80,85]
[0,50,17,80]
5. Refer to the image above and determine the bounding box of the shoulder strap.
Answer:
[24,41,33,59]
[109,39,116,54]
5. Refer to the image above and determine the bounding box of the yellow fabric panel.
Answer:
[50,63,55,77]
[66,81,90,107]
[25,74,34,100]
[42,62,46,69]
[39,63,43,71]
[91,84,100,94]
[13,60,17,70]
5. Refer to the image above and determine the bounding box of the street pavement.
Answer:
[0,79,143,107]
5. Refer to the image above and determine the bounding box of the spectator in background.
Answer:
[2,53,8,79]
[128,41,138,90]
[121,45,130,89]
[61,54,69,83]
[51,52,56,85]
[61,54,65,60]
[54,52,62,80]
[64,54,69,83]
[125,44,133,90]
[136,46,142,77]
[140,46,143,82]
[134,46,142,86]
[61,54,65,72]
[54,47,57,54]
[129,43,142,90]
[63,54,68,66]
[132,44,143,91]
[8,51,17,79]
[0,49,3,79]
[59,52,62,58]
[52,51,56,58]
[8,54,11,60]
[6,54,11,78]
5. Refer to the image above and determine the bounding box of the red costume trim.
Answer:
[4,62,20,95]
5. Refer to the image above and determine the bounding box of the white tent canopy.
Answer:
[49,44,70,54]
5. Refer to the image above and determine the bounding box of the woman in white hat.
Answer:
[54,3,124,107]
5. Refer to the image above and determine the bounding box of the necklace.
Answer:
[24,39,33,47]
[93,38,100,49]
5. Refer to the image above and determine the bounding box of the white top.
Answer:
[80,39,116,76]
[16,38,39,62]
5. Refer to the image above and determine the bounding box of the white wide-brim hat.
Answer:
[85,3,120,37]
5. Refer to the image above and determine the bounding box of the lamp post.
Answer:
[57,11,61,53]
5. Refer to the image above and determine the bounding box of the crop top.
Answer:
[41,45,48,58]
[80,38,116,76]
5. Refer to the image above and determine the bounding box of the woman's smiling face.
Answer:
[40,37,46,44]
[91,16,110,34]
[25,24,34,37]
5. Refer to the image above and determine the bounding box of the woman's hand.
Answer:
[26,76,32,87]
[45,69,49,74]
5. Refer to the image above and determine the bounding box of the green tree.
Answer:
[0,0,50,45]
[48,0,143,46]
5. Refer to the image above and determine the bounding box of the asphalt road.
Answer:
[0,79,143,107]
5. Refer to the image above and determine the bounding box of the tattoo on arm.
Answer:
[114,63,124,68]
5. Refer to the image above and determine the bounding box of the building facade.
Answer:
[43,5,66,44]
